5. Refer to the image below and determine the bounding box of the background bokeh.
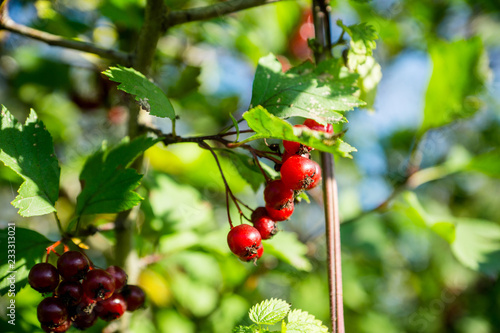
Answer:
[1,0,500,332]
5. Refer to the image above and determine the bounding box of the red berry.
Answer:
[265,203,294,221]
[241,243,264,262]
[57,251,90,281]
[37,297,68,330]
[55,281,83,306]
[263,179,294,210]
[251,207,268,221]
[72,294,97,315]
[28,263,60,293]
[283,125,312,154]
[227,224,262,261]
[303,119,333,133]
[280,155,321,190]
[82,269,115,301]
[252,215,278,239]
[105,266,128,292]
[71,311,97,330]
[121,285,146,311]
[41,319,71,333]
[95,294,127,321]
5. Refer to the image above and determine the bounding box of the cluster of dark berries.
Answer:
[227,119,332,262]
[28,251,145,332]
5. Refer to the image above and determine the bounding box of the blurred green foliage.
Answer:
[0,0,500,333]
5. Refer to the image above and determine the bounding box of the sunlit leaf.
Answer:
[242,107,356,158]
[248,298,290,325]
[0,106,60,216]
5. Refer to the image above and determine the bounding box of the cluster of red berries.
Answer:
[227,119,332,262]
[28,251,145,332]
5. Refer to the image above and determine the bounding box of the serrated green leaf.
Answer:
[0,106,60,217]
[451,219,500,276]
[219,150,267,192]
[467,149,500,178]
[263,231,312,271]
[249,54,364,124]
[420,38,489,133]
[286,309,329,333]
[75,135,159,216]
[248,298,291,325]
[337,20,378,69]
[0,227,52,295]
[103,65,175,119]
[242,106,356,158]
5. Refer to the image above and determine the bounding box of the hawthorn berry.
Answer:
[265,202,294,221]
[280,155,321,190]
[28,263,60,293]
[41,320,71,333]
[71,311,97,330]
[227,224,262,261]
[242,243,264,262]
[264,179,294,210]
[82,269,115,301]
[37,297,68,330]
[55,281,83,306]
[121,285,146,311]
[106,266,128,292]
[251,207,268,221]
[303,119,333,134]
[252,215,278,239]
[283,125,312,154]
[95,294,127,321]
[57,251,90,281]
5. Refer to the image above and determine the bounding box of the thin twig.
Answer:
[165,0,284,27]
[0,13,131,64]
[250,149,270,182]
[313,0,345,332]
[53,212,65,236]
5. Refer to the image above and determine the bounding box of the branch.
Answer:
[166,0,284,27]
[0,15,131,64]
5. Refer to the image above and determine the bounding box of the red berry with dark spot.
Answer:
[82,269,115,301]
[55,281,83,306]
[280,155,321,190]
[71,311,97,330]
[57,251,90,281]
[95,294,127,321]
[72,294,97,315]
[283,125,312,154]
[264,179,294,210]
[252,215,278,239]
[105,266,128,292]
[242,243,264,262]
[28,263,60,293]
[37,297,68,330]
[265,202,294,221]
[227,224,262,261]
[121,285,146,311]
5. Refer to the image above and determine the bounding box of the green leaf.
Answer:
[220,150,267,192]
[75,135,159,216]
[103,65,175,119]
[420,37,489,133]
[451,219,500,276]
[337,20,378,69]
[0,227,52,295]
[286,309,329,333]
[0,106,60,216]
[263,231,312,271]
[242,107,357,158]
[467,149,500,178]
[248,298,291,325]
[295,191,310,204]
[249,54,364,124]
[232,326,257,333]
[356,56,382,111]
[229,113,240,142]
